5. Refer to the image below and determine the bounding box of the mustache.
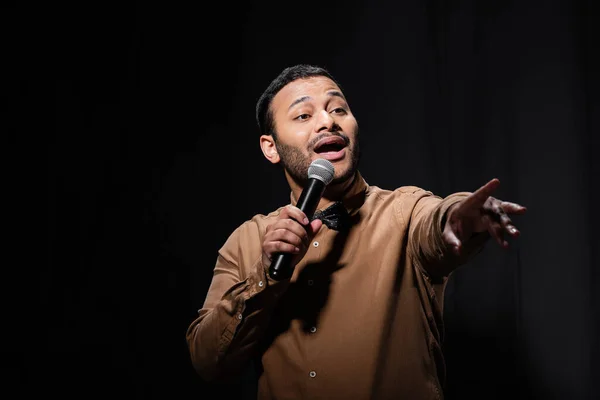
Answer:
[308,132,350,151]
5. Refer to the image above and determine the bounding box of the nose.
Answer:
[315,109,335,132]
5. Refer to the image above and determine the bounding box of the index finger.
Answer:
[462,178,501,209]
[280,205,309,225]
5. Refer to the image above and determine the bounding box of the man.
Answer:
[186,64,526,399]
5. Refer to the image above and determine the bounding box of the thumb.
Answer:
[308,219,323,238]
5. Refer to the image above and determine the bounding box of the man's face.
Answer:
[269,76,360,185]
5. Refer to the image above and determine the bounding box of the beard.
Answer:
[274,130,361,186]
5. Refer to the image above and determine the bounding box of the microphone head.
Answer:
[308,158,335,185]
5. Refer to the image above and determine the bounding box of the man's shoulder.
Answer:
[366,183,434,200]
[233,206,286,233]
[219,207,284,253]
[358,184,436,221]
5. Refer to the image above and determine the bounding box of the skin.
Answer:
[259,76,526,274]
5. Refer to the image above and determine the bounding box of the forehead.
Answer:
[272,76,344,112]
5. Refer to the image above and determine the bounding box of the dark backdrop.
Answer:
[9,0,599,399]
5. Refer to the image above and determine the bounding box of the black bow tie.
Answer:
[311,201,350,231]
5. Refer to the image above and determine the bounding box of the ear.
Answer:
[260,134,280,164]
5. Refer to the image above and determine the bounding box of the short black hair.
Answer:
[255,64,342,138]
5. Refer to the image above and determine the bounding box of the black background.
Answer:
[8,0,599,398]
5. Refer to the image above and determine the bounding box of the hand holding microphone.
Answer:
[263,159,335,281]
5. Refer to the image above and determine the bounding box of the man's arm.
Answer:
[185,225,286,383]
[186,206,322,382]
[409,178,526,278]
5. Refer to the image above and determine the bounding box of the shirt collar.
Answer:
[289,170,368,217]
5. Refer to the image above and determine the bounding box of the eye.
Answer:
[331,107,347,115]
[295,113,310,121]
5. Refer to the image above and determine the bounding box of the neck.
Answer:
[287,171,357,211]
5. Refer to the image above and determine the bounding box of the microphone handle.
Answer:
[268,178,326,281]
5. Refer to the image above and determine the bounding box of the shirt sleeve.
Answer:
[185,221,289,382]
[406,190,489,280]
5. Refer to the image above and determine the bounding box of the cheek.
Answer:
[289,129,313,148]
[343,119,359,140]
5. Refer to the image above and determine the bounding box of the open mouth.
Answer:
[313,136,347,159]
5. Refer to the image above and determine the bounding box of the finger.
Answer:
[491,224,508,248]
[487,206,520,238]
[495,211,520,238]
[490,201,511,224]
[264,241,301,256]
[501,201,527,215]
[307,219,323,238]
[462,178,501,209]
[484,215,508,248]
[280,205,309,225]
[496,202,525,237]
[270,227,307,249]
[272,219,310,245]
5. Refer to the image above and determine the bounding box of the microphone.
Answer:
[268,158,335,281]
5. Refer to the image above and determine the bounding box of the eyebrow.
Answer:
[287,90,346,110]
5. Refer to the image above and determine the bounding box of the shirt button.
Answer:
[312,241,319,247]
[309,371,317,378]
[310,326,317,333]
[307,279,314,286]
[258,281,264,287]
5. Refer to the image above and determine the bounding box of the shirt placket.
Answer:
[302,227,330,398]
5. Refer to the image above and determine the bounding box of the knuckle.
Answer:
[282,220,297,233]
[284,218,297,228]
[281,230,293,242]
[281,205,292,216]
[293,233,303,246]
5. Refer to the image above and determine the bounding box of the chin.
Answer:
[331,167,356,185]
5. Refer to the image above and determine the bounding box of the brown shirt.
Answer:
[186,172,487,400]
